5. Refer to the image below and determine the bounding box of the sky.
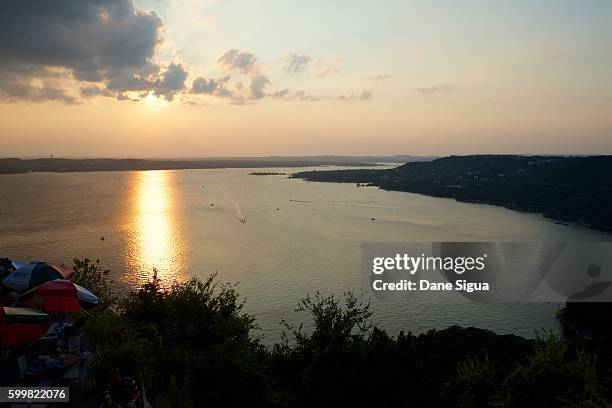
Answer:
[0,0,611,157]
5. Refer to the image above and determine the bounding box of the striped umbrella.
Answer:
[2,262,74,291]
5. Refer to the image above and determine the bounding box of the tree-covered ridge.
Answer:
[293,155,612,231]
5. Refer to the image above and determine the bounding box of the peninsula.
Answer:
[293,155,612,232]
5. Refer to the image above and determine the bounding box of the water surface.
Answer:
[1,167,609,342]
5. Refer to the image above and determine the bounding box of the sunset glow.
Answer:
[0,1,610,156]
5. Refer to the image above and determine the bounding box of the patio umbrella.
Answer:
[10,260,27,270]
[0,307,51,348]
[73,283,99,305]
[19,280,80,313]
[2,262,74,291]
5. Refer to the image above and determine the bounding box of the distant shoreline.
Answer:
[292,154,612,233]
[0,158,374,174]
[249,171,287,176]
[0,156,434,175]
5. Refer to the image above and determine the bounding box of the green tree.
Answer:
[501,333,609,407]
[456,354,496,408]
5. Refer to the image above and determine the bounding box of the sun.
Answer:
[143,93,169,110]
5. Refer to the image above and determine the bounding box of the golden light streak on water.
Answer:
[126,170,186,285]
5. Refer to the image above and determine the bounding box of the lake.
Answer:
[1,167,609,343]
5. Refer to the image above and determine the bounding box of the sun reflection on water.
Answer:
[125,170,186,286]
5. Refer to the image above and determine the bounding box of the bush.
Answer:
[501,333,609,407]
[92,272,276,407]
[73,258,612,408]
[72,258,115,312]
[456,354,495,408]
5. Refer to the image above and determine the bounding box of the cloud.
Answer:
[313,58,342,79]
[248,75,269,99]
[270,89,291,98]
[190,75,231,96]
[314,66,339,79]
[283,54,311,74]
[270,89,321,102]
[116,92,140,102]
[270,88,372,102]
[217,49,258,75]
[0,66,77,103]
[191,72,269,102]
[0,4,380,108]
[229,100,255,106]
[367,74,391,81]
[359,89,373,100]
[80,85,114,98]
[0,0,165,102]
[154,63,189,101]
[415,85,452,94]
[207,49,270,102]
[336,89,373,101]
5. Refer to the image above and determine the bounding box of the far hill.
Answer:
[293,155,612,232]
[0,155,434,174]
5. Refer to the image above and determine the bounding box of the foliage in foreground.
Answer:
[76,260,612,408]
[72,258,116,312]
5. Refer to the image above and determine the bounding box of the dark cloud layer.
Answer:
[0,65,77,103]
[0,3,376,107]
[154,63,189,101]
[0,0,164,102]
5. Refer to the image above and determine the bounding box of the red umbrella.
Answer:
[20,280,80,313]
[0,307,51,348]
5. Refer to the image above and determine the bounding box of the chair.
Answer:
[62,352,91,388]
[16,355,36,382]
[38,322,67,341]
[140,372,153,408]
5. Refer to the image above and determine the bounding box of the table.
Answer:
[28,353,79,375]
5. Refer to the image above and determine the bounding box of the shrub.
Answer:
[456,354,495,408]
[72,258,115,311]
[72,258,612,408]
[501,333,608,407]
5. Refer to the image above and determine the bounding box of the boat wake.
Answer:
[225,199,247,223]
